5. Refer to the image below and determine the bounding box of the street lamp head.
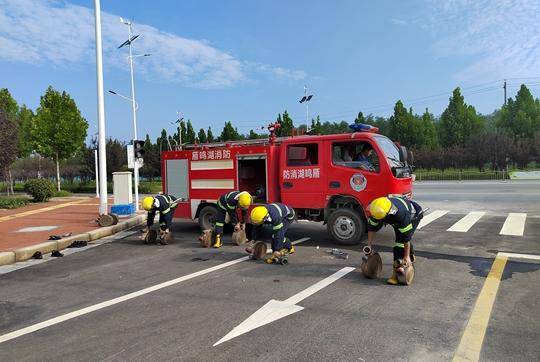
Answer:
[120,17,131,26]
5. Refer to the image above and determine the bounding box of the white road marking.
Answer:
[17,226,59,232]
[499,213,527,236]
[497,252,540,261]
[214,266,355,346]
[0,237,310,344]
[417,210,450,229]
[447,211,486,232]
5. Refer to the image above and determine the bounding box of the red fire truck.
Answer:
[161,124,413,245]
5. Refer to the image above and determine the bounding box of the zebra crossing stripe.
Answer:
[417,210,449,229]
[447,211,486,232]
[499,213,527,236]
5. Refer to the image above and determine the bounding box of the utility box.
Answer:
[113,171,133,205]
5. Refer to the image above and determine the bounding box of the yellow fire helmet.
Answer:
[142,196,155,211]
[237,191,253,209]
[369,197,392,220]
[250,206,268,225]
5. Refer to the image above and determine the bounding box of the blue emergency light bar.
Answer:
[349,123,379,133]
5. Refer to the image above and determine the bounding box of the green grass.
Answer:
[414,169,508,181]
[54,190,73,197]
[0,196,30,209]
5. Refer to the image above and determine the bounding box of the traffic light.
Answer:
[133,140,145,159]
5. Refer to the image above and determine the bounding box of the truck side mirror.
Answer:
[398,146,408,164]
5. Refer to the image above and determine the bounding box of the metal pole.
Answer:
[94,0,108,215]
[306,102,309,133]
[127,23,140,212]
[94,149,100,198]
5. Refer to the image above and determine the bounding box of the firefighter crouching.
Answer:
[213,191,253,248]
[142,194,178,245]
[367,196,423,285]
[249,203,295,264]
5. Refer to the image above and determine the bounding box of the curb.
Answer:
[0,214,146,267]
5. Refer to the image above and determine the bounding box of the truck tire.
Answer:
[327,208,365,245]
[198,205,218,231]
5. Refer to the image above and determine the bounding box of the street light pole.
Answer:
[299,86,314,134]
[93,0,108,215]
[119,19,145,212]
[94,149,99,198]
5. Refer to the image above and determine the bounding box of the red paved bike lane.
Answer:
[0,197,115,251]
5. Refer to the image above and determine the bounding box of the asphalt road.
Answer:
[1,181,539,361]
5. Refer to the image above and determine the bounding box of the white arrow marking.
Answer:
[213,266,355,346]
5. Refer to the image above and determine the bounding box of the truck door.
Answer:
[280,141,326,208]
[326,139,381,203]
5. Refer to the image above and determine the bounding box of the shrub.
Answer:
[0,197,30,209]
[25,178,56,202]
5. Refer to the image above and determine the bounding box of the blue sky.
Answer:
[1,0,539,141]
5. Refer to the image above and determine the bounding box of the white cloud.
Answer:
[0,0,305,88]
[391,18,407,26]
[423,0,540,81]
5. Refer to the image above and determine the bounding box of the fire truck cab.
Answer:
[161,125,413,245]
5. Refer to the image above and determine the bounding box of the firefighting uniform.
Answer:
[252,203,295,252]
[146,194,178,231]
[214,191,248,235]
[367,196,423,260]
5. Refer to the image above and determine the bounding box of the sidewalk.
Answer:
[0,196,138,252]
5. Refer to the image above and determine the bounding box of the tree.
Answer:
[220,121,241,141]
[157,129,170,152]
[354,111,366,124]
[141,134,160,181]
[497,84,540,138]
[0,88,20,194]
[105,138,126,179]
[439,88,483,147]
[33,86,88,191]
[0,109,18,194]
[207,127,215,143]
[419,108,439,149]
[276,111,294,137]
[388,101,420,147]
[310,116,322,134]
[0,88,19,120]
[186,120,196,144]
[17,105,35,157]
[198,128,207,143]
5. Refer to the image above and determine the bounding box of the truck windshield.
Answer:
[374,135,402,168]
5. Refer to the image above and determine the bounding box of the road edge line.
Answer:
[452,254,508,362]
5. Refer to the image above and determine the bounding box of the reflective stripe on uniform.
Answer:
[273,223,283,230]
[395,242,405,248]
[368,218,380,226]
[271,203,282,217]
[215,222,224,227]
[225,192,236,209]
[398,223,413,233]
[162,207,171,215]
[217,200,227,210]
[390,196,411,213]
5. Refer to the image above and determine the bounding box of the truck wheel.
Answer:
[198,205,218,231]
[327,208,365,245]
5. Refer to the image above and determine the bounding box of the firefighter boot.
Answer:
[280,245,295,255]
[213,234,222,248]
[265,251,282,264]
[387,270,399,285]
[387,261,400,285]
